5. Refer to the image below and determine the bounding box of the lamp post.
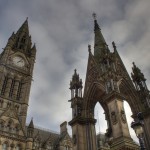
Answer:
[131,112,146,150]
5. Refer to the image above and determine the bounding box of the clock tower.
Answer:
[0,18,36,147]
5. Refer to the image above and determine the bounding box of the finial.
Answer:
[26,17,28,21]
[112,41,116,48]
[92,12,97,20]
[74,69,77,74]
[132,62,136,67]
[112,41,115,47]
[88,45,91,52]
[112,41,117,52]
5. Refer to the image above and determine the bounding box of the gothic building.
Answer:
[0,20,73,150]
[0,16,149,150]
[69,15,150,150]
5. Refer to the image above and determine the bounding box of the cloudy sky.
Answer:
[0,0,150,143]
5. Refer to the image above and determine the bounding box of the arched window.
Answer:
[10,143,14,150]
[14,124,20,134]
[0,119,4,129]
[2,142,8,150]
[21,35,26,44]
[16,82,23,101]
[16,144,21,150]
[7,119,14,131]
[64,145,69,150]
[33,140,40,149]
[9,79,15,98]
[1,76,8,95]
[0,99,3,107]
[46,142,53,150]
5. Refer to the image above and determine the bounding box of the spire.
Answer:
[131,62,150,108]
[27,118,34,138]
[5,18,32,56]
[131,62,147,91]
[93,13,109,59]
[28,118,34,129]
[70,69,83,98]
[16,18,29,35]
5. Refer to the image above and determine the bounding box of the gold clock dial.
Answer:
[13,56,25,67]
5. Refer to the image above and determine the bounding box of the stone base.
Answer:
[110,137,139,150]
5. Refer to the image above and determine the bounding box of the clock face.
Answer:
[13,56,25,67]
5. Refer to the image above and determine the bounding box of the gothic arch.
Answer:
[83,82,108,118]
[119,77,141,115]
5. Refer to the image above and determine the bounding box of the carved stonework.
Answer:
[120,109,126,123]
[73,134,77,145]
[111,111,117,125]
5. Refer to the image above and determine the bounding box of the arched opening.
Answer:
[124,101,138,143]
[2,142,8,150]
[94,102,109,149]
[94,102,107,134]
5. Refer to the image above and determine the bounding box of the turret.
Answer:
[93,13,110,61]
[27,118,34,138]
[26,118,34,150]
[131,62,147,91]
[69,70,83,118]
[69,69,83,98]
[60,121,67,134]
[131,62,150,108]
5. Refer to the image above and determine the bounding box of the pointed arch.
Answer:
[94,102,107,134]
[119,77,141,114]
[84,82,106,117]
[2,141,9,150]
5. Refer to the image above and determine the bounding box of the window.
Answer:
[0,99,3,107]
[1,77,8,95]
[9,79,15,98]
[16,82,22,100]
[21,36,26,43]
[0,120,4,129]
[7,120,13,130]
[16,145,21,150]
[47,144,52,150]
[2,143,8,150]
[65,145,69,150]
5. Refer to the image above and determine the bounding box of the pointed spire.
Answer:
[27,118,34,138]
[16,18,29,35]
[92,13,109,59]
[28,118,34,128]
[9,19,33,55]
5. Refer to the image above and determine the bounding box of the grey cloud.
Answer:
[0,0,150,142]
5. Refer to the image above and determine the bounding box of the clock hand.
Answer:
[17,59,23,63]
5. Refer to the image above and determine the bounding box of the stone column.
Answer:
[107,97,139,149]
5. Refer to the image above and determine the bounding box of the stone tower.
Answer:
[0,19,36,149]
[68,15,150,150]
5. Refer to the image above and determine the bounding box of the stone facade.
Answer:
[0,20,73,150]
[69,16,150,150]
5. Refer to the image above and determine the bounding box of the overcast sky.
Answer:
[0,0,150,143]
